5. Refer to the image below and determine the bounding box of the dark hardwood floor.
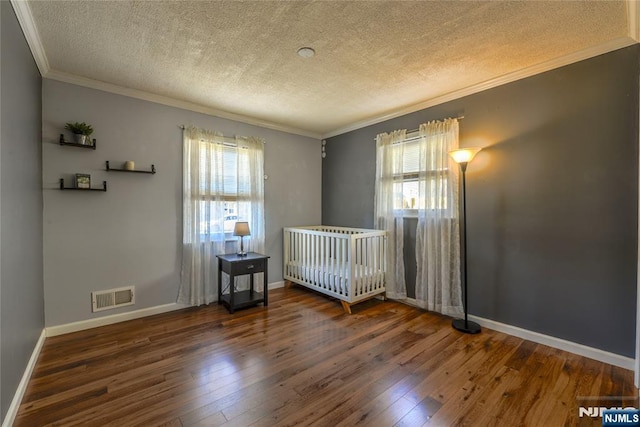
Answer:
[15,287,637,426]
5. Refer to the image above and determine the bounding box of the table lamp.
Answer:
[233,222,250,256]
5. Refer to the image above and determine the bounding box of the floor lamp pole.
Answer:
[450,149,482,334]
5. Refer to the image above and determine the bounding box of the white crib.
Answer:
[283,226,387,313]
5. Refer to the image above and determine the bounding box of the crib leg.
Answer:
[340,300,352,315]
[285,280,294,289]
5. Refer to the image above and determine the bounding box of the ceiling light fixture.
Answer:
[297,47,316,58]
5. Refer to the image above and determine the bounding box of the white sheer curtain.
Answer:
[415,119,463,317]
[178,126,265,306]
[235,136,265,256]
[375,129,407,299]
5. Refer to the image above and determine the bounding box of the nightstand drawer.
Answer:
[230,259,265,276]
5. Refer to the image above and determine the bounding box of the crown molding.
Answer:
[9,0,320,138]
[11,0,637,141]
[628,0,640,42]
[10,0,49,76]
[45,70,322,139]
[322,36,637,139]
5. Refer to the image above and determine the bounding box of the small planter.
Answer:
[65,122,94,146]
[73,134,90,145]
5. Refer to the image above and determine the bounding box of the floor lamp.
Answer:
[449,147,482,334]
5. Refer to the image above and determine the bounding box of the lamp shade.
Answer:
[233,221,251,237]
[448,147,482,164]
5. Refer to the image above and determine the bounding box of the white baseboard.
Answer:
[46,303,189,337]
[467,314,635,371]
[400,298,633,370]
[47,282,286,337]
[269,280,285,290]
[2,329,46,427]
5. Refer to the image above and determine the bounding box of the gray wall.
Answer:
[1,1,44,422]
[43,80,321,327]
[323,45,639,357]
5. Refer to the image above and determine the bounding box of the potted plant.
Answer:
[65,122,94,145]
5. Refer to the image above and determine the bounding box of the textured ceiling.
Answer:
[26,0,630,137]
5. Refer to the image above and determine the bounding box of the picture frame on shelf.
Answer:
[76,173,91,189]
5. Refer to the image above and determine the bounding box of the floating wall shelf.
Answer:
[59,134,96,150]
[105,161,156,174]
[59,178,107,192]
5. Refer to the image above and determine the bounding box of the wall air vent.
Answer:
[92,286,135,312]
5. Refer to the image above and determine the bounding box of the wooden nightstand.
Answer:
[216,252,269,313]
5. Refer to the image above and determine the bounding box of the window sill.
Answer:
[393,209,456,219]
[402,209,418,219]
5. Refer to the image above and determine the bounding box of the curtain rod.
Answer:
[404,115,464,135]
[179,125,266,144]
[373,115,465,143]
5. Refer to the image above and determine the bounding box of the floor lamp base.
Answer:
[452,318,481,334]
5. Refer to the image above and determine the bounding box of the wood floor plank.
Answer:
[14,287,636,427]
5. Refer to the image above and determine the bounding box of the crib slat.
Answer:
[359,238,364,295]
[302,232,306,281]
[306,232,310,284]
[323,235,329,291]
[361,237,365,296]
[316,234,319,288]
[313,233,317,286]
[349,236,356,300]
[375,235,381,290]
[337,236,341,294]
[317,233,321,286]
[316,234,320,288]
[331,234,336,293]
[299,233,302,281]
[308,233,312,284]
[367,238,371,292]
[341,236,345,295]
[284,230,290,277]
[359,238,364,296]
[317,234,321,288]
[295,231,298,280]
[352,237,356,297]
[367,237,376,292]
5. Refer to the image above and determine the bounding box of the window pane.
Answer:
[422,178,448,210]
[198,143,239,196]
[394,180,419,209]
[195,142,241,236]
[223,202,237,233]
[402,141,420,174]
[392,139,450,212]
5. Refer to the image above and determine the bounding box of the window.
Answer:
[196,144,243,236]
[180,126,265,306]
[182,128,264,245]
[374,119,461,313]
[393,135,450,213]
